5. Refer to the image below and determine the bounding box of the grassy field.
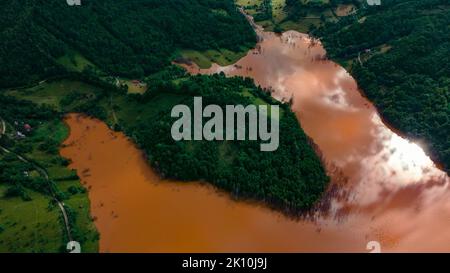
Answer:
[180,47,251,69]
[102,91,189,127]
[272,0,288,22]
[236,0,355,33]
[4,80,103,111]
[0,110,99,253]
[56,51,97,73]
[0,183,63,253]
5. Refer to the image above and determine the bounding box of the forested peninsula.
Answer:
[0,0,330,252]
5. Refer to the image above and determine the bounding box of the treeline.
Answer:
[126,73,330,213]
[253,0,273,21]
[0,154,49,201]
[314,0,450,172]
[0,95,56,130]
[0,0,256,87]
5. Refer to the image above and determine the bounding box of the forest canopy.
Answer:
[0,0,256,87]
[129,74,330,212]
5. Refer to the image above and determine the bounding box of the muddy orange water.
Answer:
[61,18,450,252]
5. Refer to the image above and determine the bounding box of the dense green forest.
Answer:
[311,0,450,173]
[0,0,256,88]
[130,73,330,212]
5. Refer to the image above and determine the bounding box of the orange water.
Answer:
[61,23,450,252]
[180,25,450,251]
[61,114,362,252]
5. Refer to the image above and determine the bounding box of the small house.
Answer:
[24,124,32,132]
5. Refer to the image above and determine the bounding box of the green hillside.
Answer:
[0,0,256,88]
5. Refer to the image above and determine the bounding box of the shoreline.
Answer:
[61,113,328,222]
